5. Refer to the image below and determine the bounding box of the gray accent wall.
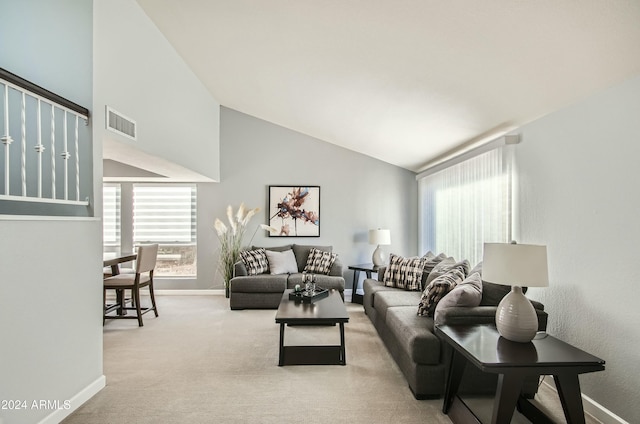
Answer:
[155,107,418,290]
[515,75,640,423]
[0,2,103,424]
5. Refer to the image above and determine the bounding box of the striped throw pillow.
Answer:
[383,253,427,291]
[417,268,465,317]
[303,248,337,275]
[240,248,269,275]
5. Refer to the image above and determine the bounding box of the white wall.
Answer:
[94,0,220,181]
[153,107,418,290]
[515,75,640,423]
[0,2,104,424]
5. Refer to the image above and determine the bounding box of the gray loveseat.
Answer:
[363,260,548,399]
[229,244,346,310]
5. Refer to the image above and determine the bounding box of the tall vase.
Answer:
[225,284,230,298]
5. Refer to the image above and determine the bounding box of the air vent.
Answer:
[106,106,136,140]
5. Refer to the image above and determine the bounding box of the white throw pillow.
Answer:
[265,249,299,275]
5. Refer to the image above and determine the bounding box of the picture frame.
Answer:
[268,186,320,237]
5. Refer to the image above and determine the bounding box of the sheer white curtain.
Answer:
[418,145,514,266]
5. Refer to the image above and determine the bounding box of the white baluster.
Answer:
[2,83,14,195]
[35,98,45,198]
[62,110,69,200]
[75,115,80,201]
[21,92,26,196]
[51,105,56,199]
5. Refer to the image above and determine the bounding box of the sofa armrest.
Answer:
[329,257,344,276]
[233,260,248,277]
[435,306,548,331]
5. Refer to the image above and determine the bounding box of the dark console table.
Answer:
[435,324,605,424]
[348,263,382,304]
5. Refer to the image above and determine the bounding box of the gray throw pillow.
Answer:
[433,272,483,325]
[265,249,298,275]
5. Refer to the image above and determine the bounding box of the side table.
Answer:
[435,324,605,424]
[347,263,382,304]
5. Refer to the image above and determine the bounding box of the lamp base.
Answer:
[495,286,538,343]
[372,245,386,266]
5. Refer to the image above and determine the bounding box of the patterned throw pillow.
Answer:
[384,253,427,291]
[303,248,337,275]
[417,268,465,317]
[239,248,269,275]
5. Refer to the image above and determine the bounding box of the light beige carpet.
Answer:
[63,296,596,424]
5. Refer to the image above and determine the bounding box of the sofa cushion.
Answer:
[239,248,269,275]
[434,272,483,325]
[374,290,422,322]
[230,275,287,293]
[383,253,427,291]
[303,248,337,275]
[385,306,441,365]
[287,273,345,292]
[363,278,396,309]
[292,244,332,272]
[265,249,298,274]
[418,268,465,317]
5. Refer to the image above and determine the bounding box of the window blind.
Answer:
[418,145,514,265]
[133,185,196,244]
[103,184,121,246]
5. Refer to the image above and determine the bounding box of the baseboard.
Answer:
[38,375,106,424]
[153,289,222,296]
[542,379,629,424]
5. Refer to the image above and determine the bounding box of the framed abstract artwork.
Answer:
[268,186,320,237]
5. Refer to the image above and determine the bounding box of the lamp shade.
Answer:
[482,243,549,288]
[369,229,391,246]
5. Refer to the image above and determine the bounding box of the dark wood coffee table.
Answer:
[435,324,605,424]
[275,289,349,366]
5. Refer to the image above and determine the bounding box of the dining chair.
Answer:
[103,244,159,326]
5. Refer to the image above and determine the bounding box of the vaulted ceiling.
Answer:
[136,0,640,172]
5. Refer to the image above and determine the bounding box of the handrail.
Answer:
[0,67,89,118]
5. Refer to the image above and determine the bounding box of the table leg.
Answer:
[491,373,525,424]
[554,373,586,424]
[351,270,360,303]
[339,322,346,365]
[443,349,467,413]
[278,323,285,366]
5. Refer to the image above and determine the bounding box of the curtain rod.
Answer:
[415,134,520,180]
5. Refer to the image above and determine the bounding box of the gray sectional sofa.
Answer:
[363,261,548,399]
[229,244,346,310]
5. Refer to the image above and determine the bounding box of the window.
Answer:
[103,184,121,247]
[133,184,197,276]
[103,183,197,277]
[418,144,514,265]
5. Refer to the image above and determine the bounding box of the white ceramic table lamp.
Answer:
[482,242,549,343]
[369,229,391,266]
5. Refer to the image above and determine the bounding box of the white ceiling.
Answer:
[136,0,640,172]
